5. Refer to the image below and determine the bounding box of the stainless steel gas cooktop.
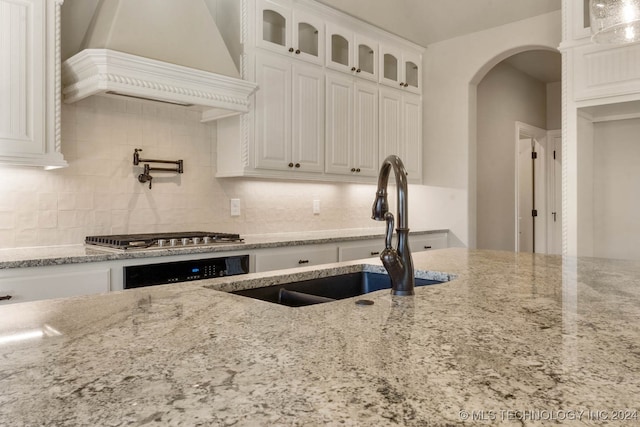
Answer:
[85,231,244,252]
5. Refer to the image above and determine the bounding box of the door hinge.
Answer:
[532,151,538,159]
[532,209,538,217]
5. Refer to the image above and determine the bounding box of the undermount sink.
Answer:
[230,271,446,307]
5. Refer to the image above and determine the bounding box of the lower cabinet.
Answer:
[0,265,111,305]
[338,232,448,262]
[338,240,384,262]
[410,233,448,252]
[254,244,338,272]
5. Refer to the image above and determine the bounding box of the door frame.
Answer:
[514,121,547,253]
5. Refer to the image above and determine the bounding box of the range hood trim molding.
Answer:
[62,49,257,121]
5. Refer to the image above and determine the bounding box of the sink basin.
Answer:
[230,271,445,307]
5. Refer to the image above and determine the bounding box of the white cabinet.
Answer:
[325,23,378,82]
[379,87,422,181]
[410,232,448,252]
[379,44,422,94]
[256,0,324,65]
[217,0,424,182]
[0,265,110,305]
[0,0,67,168]
[254,52,324,173]
[325,72,378,177]
[254,244,338,272]
[338,240,383,262]
[338,232,448,262]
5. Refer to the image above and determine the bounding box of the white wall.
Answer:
[592,119,640,260]
[577,114,594,257]
[476,62,548,251]
[0,96,448,249]
[422,10,562,248]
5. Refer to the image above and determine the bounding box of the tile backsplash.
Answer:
[0,96,387,248]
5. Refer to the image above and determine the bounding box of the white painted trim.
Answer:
[61,49,258,122]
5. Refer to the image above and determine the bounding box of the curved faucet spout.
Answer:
[371,155,414,296]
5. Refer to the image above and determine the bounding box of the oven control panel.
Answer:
[124,255,250,289]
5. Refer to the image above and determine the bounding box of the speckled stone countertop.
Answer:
[0,228,446,269]
[0,248,639,426]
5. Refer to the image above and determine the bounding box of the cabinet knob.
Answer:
[289,47,294,52]
[351,168,356,172]
[295,49,301,54]
[294,163,300,168]
[298,259,309,264]
[0,295,13,301]
[404,83,409,87]
[356,168,361,172]
[399,82,405,87]
[356,68,361,73]
[288,162,294,168]
[351,67,356,71]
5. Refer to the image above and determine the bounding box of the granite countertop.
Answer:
[0,228,446,269]
[0,248,639,426]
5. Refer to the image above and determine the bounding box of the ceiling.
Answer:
[315,0,562,47]
[316,0,563,83]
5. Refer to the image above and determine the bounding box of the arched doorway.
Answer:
[473,49,561,253]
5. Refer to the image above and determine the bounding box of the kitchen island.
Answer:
[0,248,638,425]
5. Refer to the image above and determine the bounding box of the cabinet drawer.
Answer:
[254,245,338,272]
[0,269,110,305]
[411,233,448,252]
[338,241,383,262]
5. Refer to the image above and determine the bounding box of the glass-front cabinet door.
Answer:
[292,10,323,65]
[326,23,378,80]
[326,23,353,74]
[402,51,421,94]
[256,0,323,64]
[355,34,378,81]
[379,44,421,94]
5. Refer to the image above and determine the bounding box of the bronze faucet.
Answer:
[371,155,415,296]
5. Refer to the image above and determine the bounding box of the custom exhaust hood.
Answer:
[61,0,257,121]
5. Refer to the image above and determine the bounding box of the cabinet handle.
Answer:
[294,163,300,168]
[289,47,294,52]
[295,49,301,54]
[0,295,13,301]
[288,162,294,168]
[298,259,309,264]
[424,246,432,249]
[351,66,356,71]
[370,251,380,256]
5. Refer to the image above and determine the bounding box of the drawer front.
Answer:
[0,269,110,305]
[255,245,338,272]
[338,241,383,262]
[410,233,448,252]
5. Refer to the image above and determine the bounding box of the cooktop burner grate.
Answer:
[85,231,243,250]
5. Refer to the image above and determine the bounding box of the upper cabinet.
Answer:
[325,23,378,82]
[379,44,421,94]
[0,0,67,169]
[217,0,424,183]
[256,0,324,65]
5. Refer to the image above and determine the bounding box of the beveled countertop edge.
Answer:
[0,228,448,270]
